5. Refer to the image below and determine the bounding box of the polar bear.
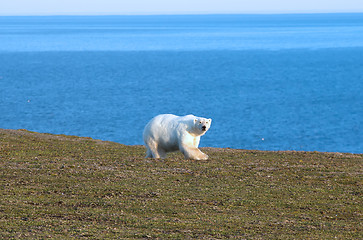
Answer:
[143,114,212,160]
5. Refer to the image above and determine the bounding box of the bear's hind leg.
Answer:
[146,140,166,159]
[145,147,153,158]
[156,146,167,159]
[145,140,159,158]
[151,147,166,159]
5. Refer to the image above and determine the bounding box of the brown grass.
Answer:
[0,129,362,239]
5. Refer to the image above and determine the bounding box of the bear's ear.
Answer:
[194,118,198,123]
[208,118,212,123]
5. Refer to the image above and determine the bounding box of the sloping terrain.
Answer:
[0,129,362,239]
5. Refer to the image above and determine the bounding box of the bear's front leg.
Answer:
[179,144,208,160]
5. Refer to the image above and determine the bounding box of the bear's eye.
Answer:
[199,121,202,124]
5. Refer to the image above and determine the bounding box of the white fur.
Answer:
[143,114,212,160]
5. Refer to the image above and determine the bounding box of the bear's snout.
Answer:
[202,126,207,131]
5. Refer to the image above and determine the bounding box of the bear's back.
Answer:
[144,114,194,136]
[151,114,195,125]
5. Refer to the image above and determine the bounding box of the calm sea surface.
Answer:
[0,14,362,153]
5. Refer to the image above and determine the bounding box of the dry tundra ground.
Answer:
[0,129,362,239]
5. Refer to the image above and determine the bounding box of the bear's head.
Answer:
[193,117,212,136]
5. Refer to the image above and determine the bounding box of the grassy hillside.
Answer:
[0,129,362,239]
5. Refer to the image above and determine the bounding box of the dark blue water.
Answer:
[1,14,362,153]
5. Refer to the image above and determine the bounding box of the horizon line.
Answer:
[1,10,363,17]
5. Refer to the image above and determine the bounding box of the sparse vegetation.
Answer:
[0,129,362,239]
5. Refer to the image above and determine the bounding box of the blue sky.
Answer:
[1,0,363,15]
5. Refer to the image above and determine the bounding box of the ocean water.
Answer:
[0,14,362,153]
